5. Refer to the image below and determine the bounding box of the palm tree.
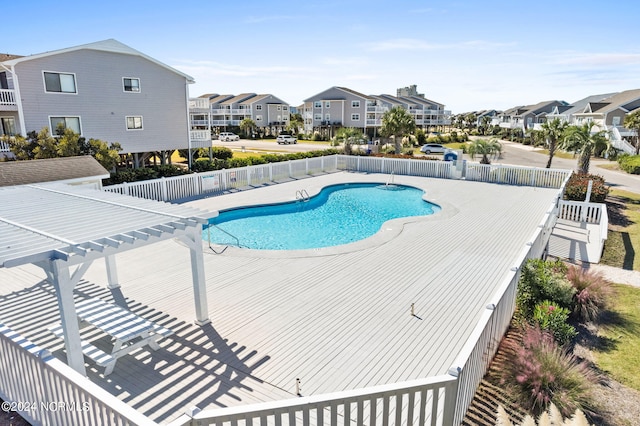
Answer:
[540,118,568,169]
[380,107,416,154]
[623,110,640,154]
[333,127,366,155]
[287,113,304,136]
[468,138,502,164]
[239,118,256,138]
[561,122,610,174]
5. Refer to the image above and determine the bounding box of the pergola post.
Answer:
[50,259,86,376]
[105,255,120,289]
[182,228,210,326]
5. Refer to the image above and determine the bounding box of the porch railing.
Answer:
[0,323,157,426]
[0,88,16,106]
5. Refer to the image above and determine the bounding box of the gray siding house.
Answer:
[0,39,199,166]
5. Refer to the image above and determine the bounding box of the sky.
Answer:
[3,0,640,114]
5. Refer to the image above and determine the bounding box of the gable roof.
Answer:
[0,156,109,187]
[304,86,372,102]
[1,39,195,83]
[560,93,617,116]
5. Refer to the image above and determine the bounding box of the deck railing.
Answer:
[0,88,16,106]
[103,155,570,203]
[170,375,458,426]
[0,323,157,426]
[446,196,560,424]
[557,200,604,224]
[465,162,570,188]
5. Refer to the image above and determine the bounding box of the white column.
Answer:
[181,228,210,326]
[105,255,120,289]
[50,259,86,376]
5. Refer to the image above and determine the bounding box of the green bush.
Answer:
[532,301,577,345]
[618,154,640,174]
[211,146,233,160]
[517,259,574,320]
[502,326,598,418]
[563,173,609,203]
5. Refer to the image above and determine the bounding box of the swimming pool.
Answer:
[204,183,440,250]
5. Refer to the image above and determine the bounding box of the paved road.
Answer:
[213,138,640,194]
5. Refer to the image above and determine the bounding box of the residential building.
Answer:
[0,39,201,167]
[189,93,291,136]
[493,100,569,131]
[301,86,451,138]
[396,84,424,98]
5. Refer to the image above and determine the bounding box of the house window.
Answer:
[314,101,322,108]
[352,101,360,108]
[256,115,263,121]
[50,116,81,134]
[256,105,262,110]
[283,106,288,111]
[44,72,76,93]
[325,102,330,108]
[123,77,140,92]
[351,114,360,121]
[325,113,330,121]
[277,105,282,111]
[612,116,621,126]
[126,116,143,130]
[0,117,16,136]
[283,115,289,121]
[314,114,322,120]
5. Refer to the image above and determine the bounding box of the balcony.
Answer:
[190,119,210,127]
[188,98,210,111]
[0,138,11,153]
[0,89,17,111]
[190,130,212,149]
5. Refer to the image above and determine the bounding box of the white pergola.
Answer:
[0,184,216,376]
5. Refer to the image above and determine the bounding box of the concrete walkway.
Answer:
[583,263,640,288]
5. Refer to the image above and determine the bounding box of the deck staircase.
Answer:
[547,200,608,263]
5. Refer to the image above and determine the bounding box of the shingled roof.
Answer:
[0,156,109,187]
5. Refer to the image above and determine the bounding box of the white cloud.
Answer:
[364,38,516,52]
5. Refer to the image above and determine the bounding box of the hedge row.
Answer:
[618,154,640,174]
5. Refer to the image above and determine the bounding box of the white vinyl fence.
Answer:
[0,324,157,426]
[103,155,571,203]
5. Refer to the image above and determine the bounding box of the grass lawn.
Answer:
[601,189,640,271]
[593,284,640,391]
[531,148,577,159]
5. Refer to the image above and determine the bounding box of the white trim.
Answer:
[126,116,144,131]
[42,70,77,95]
[48,115,82,135]
[122,76,141,93]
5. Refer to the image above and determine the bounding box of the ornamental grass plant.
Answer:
[500,326,598,419]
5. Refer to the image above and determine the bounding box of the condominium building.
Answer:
[0,39,203,166]
[301,86,451,137]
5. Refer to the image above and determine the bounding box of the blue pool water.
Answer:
[204,183,440,250]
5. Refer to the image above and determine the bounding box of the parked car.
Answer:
[276,134,297,144]
[420,143,446,154]
[218,132,239,141]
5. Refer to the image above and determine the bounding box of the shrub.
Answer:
[211,146,233,160]
[517,259,574,320]
[532,301,576,345]
[501,326,598,418]
[152,164,188,178]
[566,266,613,322]
[618,154,640,174]
[563,173,609,203]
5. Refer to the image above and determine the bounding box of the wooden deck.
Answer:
[0,172,561,424]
